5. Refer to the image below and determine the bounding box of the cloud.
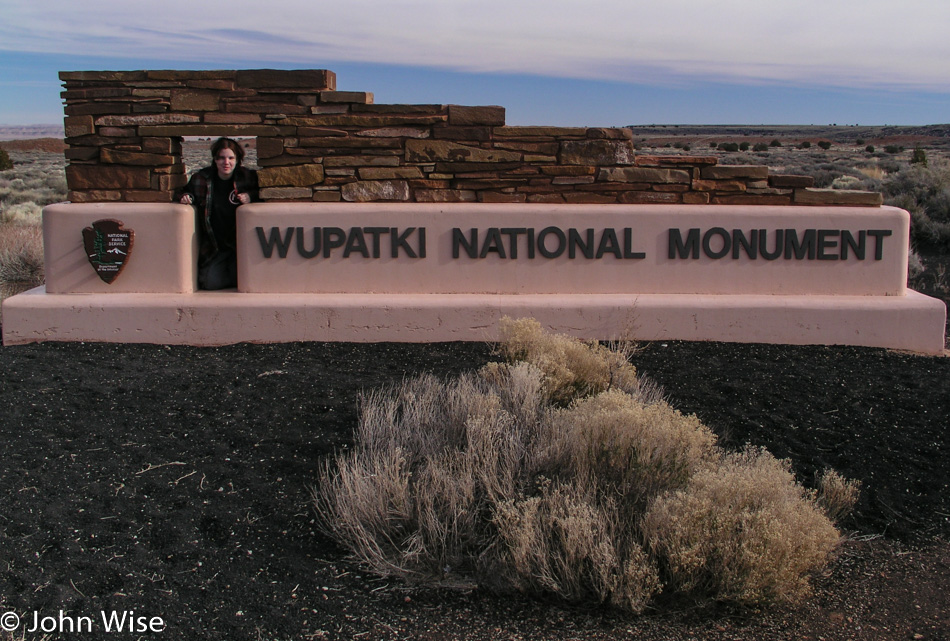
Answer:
[2,0,949,91]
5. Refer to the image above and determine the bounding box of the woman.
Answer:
[177,137,259,290]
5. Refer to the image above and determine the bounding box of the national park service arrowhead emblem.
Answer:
[82,219,134,284]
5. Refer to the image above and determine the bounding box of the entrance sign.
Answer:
[2,202,945,354]
[237,203,907,296]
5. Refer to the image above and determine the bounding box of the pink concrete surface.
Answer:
[237,203,910,296]
[4,201,944,353]
[44,203,197,294]
[2,287,945,354]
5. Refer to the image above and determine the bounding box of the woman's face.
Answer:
[215,148,238,178]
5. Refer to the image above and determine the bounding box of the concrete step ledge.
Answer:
[3,288,945,354]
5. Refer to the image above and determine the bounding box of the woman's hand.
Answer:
[180,194,194,204]
[236,192,250,205]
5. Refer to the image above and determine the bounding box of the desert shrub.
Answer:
[815,469,861,523]
[817,141,832,150]
[641,447,842,605]
[709,141,718,148]
[717,142,739,152]
[0,149,12,171]
[492,317,652,406]
[0,222,45,305]
[798,141,811,149]
[317,320,852,613]
[884,145,904,154]
[911,145,928,166]
[0,202,42,225]
[883,159,950,245]
[739,141,750,151]
[491,482,661,612]
[830,175,864,190]
[682,144,691,152]
[753,143,769,152]
[908,248,925,285]
[866,145,876,153]
[770,139,782,147]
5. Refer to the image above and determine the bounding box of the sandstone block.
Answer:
[618,191,681,204]
[586,127,633,140]
[683,192,712,204]
[147,70,235,81]
[96,114,200,126]
[296,127,348,137]
[204,113,263,124]
[98,126,140,138]
[227,102,309,115]
[100,148,175,166]
[257,138,284,159]
[552,176,595,185]
[323,156,401,167]
[700,165,769,180]
[432,126,492,142]
[794,189,883,206]
[414,189,477,202]
[527,194,566,203]
[64,116,95,138]
[60,71,147,81]
[478,191,527,203]
[495,141,560,155]
[132,88,172,98]
[495,126,587,138]
[598,167,690,183]
[138,125,284,137]
[563,193,618,204]
[353,104,446,114]
[62,87,132,100]
[312,191,342,202]
[712,194,792,205]
[540,166,596,176]
[319,91,373,104]
[356,127,430,138]
[65,147,100,161]
[769,174,815,188]
[65,103,132,116]
[635,155,718,166]
[67,189,123,202]
[560,140,635,166]
[691,179,748,192]
[448,105,505,126]
[358,167,425,180]
[65,165,151,190]
[170,90,221,112]
[235,69,336,90]
[185,79,236,90]
[406,140,520,163]
[341,180,410,202]
[258,164,325,187]
[260,187,314,200]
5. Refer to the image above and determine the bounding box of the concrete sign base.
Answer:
[2,202,946,354]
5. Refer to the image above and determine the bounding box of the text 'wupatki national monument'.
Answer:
[2,69,945,353]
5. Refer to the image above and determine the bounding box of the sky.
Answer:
[1,0,948,127]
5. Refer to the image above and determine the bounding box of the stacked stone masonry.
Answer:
[60,69,883,207]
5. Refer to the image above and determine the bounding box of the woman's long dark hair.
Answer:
[210,137,245,167]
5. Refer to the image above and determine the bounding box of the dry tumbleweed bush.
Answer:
[316,318,857,612]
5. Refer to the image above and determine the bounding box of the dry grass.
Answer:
[316,319,854,613]
[0,223,44,308]
[642,447,843,605]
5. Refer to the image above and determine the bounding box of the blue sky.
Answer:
[1,0,948,127]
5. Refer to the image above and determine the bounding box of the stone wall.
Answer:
[60,69,883,207]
